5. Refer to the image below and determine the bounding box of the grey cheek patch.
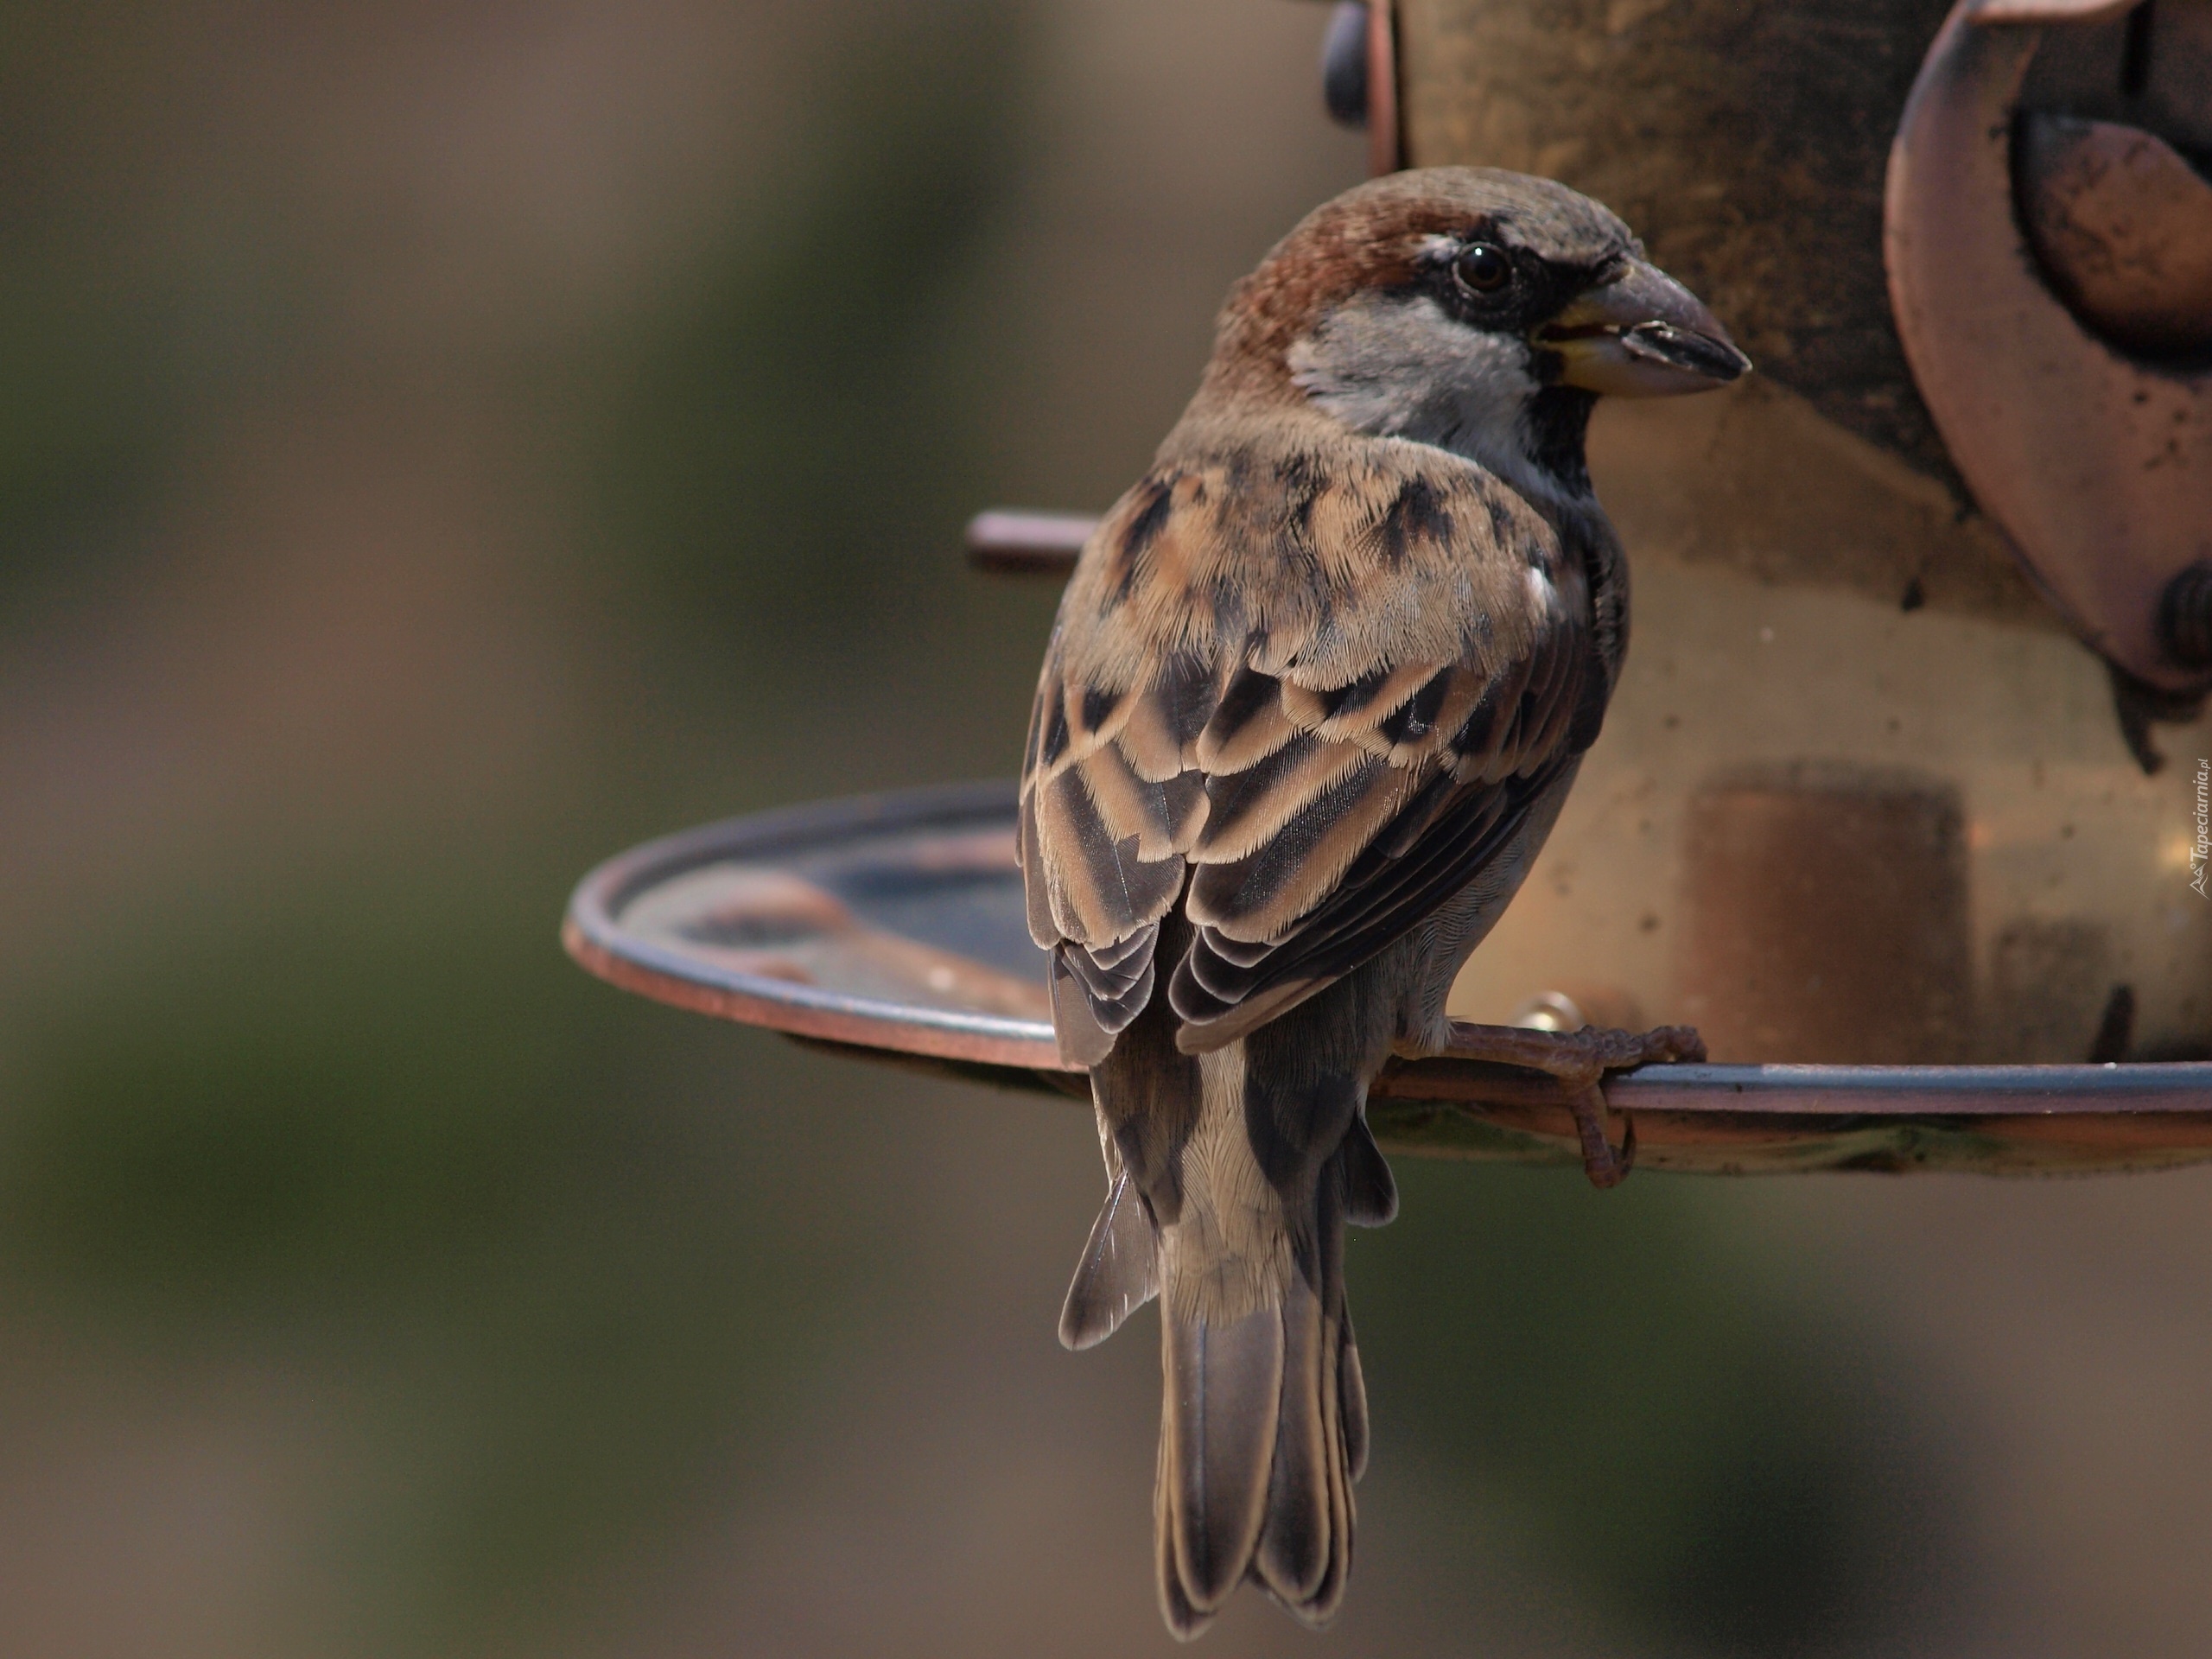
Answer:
[1287,293,1580,514]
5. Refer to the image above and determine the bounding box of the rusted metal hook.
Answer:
[1885,0,2212,725]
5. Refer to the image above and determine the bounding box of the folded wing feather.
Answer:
[1019,437,1590,1064]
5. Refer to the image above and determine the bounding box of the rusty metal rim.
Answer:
[1397,1057,2212,1116]
[563,782,2212,1112]
[564,781,1066,1071]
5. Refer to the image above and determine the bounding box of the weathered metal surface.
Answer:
[1887,0,2212,696]
[1396,0,1968,485]
[564,786,2212,1174]
[2018,113,2212,357]
[1675,766,1975,1064]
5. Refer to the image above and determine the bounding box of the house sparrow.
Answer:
[1018,168,1746,1637]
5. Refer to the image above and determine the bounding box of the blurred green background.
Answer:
[3,3,2211,1655]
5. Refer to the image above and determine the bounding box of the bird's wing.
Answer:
[1019,441,1593,1065]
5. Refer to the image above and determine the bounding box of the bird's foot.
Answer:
[1439,1021,1707,1189]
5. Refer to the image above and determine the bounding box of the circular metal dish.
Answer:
[564,783,2212,1174]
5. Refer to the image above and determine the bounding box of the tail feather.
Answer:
[1161,1305,1283,1612]
[1077,984,1390,1638]
[1257,1157,1356,1629]
[1155,1039,1371,1636]
[1339,1314,1370,1483]
[1304,1344,1354,1626]
[1156,1429,1212,1638]
[1058,1171,1159,1351]
[1252,1270,1332,1605]
[1342,1115,1399,1226]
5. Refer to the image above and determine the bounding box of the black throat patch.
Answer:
[1518,385,1597,499]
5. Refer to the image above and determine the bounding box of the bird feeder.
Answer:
[565,0,2212,1171]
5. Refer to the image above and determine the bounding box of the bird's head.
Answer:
[1202,168,1749,509]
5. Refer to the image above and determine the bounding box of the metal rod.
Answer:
[964,510,1093,575]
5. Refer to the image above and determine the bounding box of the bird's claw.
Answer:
[1439,1019,1707,1187]
[1568,1082,1636,1188]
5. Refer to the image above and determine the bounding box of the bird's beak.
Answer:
[1536,259,1751,397]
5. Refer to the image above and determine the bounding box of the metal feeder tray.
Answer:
[563,782,2212,1176]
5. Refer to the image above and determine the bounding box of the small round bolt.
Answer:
[1510,989,1587,1033]
[2158,559,2212,671]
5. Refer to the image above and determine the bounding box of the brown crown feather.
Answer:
[1194,167,1637,406]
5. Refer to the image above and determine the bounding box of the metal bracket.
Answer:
[1885,0,2212,699]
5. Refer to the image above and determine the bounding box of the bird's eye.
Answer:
[1453,243,1511,295]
